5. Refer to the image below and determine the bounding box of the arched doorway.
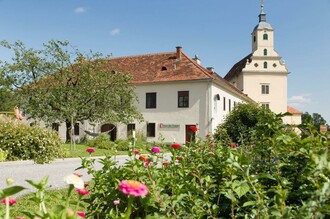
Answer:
[101,124,117,141]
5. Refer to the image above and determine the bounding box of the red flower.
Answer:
[171,143,181,149]
[133,149,140,155]
[176,156,183,161]
[230,143,238,149]
[162,161,170,166]
[76,188,90,195]
[190,173,195,177]
[77,211,86,218]
[206,133,211,138]
[86,147,95,153]
[84,182,89,188]
[1,198,17,206]
[189,126,198,132]
[139,156,148,162]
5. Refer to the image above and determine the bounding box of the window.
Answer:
[261,84,269,94]
[52,123,59,132]
[127,124,135,137]
[264,49,267,56]
[263,33,268,40]
[146,92,156,108]
[147,123,156,137]
[253,35,256,42]
[262,103,270,109]
[263,61,268,69]
[74,123,80,135]
[223,97,226,111]
[178,91,189,108]
[229,99,231,112]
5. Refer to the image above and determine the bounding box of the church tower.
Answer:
[225,1,289,116]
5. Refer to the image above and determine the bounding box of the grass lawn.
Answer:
[9,188,87,218]
[62,143,129,158]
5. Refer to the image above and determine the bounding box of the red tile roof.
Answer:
[287,106,302,114]
[107,49,254,102]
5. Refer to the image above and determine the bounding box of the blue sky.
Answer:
[1,0,330,123]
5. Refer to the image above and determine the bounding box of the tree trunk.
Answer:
[66,119,72,143]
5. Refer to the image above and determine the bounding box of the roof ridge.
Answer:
[109,51,175,60]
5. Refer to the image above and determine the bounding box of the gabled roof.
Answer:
[224,54,252,81]
[107,49,254,102]
[287,106,302,115]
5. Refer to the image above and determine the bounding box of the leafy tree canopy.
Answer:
[301,112,329,132]
[0,40,143,140]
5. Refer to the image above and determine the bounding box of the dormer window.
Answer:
[263,33,268,40]
[263,49,267,56]
[161,66,167,71]
[253,36,256,42]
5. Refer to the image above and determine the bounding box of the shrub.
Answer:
[114,139,130,151]
[0,148,8,161]
[0,121,63,164]
[87,133,115,150]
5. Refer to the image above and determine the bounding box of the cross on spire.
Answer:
[259,0,266,22]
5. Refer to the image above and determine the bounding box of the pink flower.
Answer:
[208,152,215,156]
[145,161,153,167]
[16,217,26,219]
[210,142,215,148]
[73,173,83,177]
[189,126,198,132]
[118,180,148,197]
[151,146,160,153]
[206,133,211,138]
[77,211,86,218]
[171,143,181,149]
[76,188,90,195]
[133,149,140,155]
[113,200,120,205]
[86,147,95,153]
[1,198,17,206]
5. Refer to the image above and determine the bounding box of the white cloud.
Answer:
[110,28,120,36]
[288,94,313,109]
[74,7,86,14]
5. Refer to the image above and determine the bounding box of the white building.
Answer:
[51,3,301,143]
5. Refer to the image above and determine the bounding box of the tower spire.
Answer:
[259,0,266,22]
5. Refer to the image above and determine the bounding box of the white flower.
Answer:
[64,174,84,189]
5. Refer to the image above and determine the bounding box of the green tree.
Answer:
[301,112,329,133]
[0,40,143,142]
[0,70,17,112]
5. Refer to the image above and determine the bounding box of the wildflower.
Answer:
[189,126,198,132]
[76,188,90,195]
[230,143,238,149]
[210,142,215,148]
[206,133,211,138]
[84,182,89,187]
[1,198,17,206]
[171,143,181,149]
[133,149,140,155]
[208,151,215,156]
[145,161,153,167]
[113,200,120,205]
[176,156,183,161]
[162,161,170,166]
[190,173,195,177]
[86,147,95,153]
[64,174,84,189]
[151,146,161,153]
[139,156,148,162]
[118,180,148,197]
[77,211,86,218]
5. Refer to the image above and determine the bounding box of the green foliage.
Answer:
[79,114,329,218]
[114,139,130,151]
[0,121,64,164]
[0,148,8,161]
[0,40,143,142]
[87,133,115,150]
[214,103,280,146]
[302,112,329,132]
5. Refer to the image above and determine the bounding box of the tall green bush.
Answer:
[0,121,63,164]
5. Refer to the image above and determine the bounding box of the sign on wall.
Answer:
[159,123,180,128]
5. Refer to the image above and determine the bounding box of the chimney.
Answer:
[176,46,182,60]
[207,67,215,73]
